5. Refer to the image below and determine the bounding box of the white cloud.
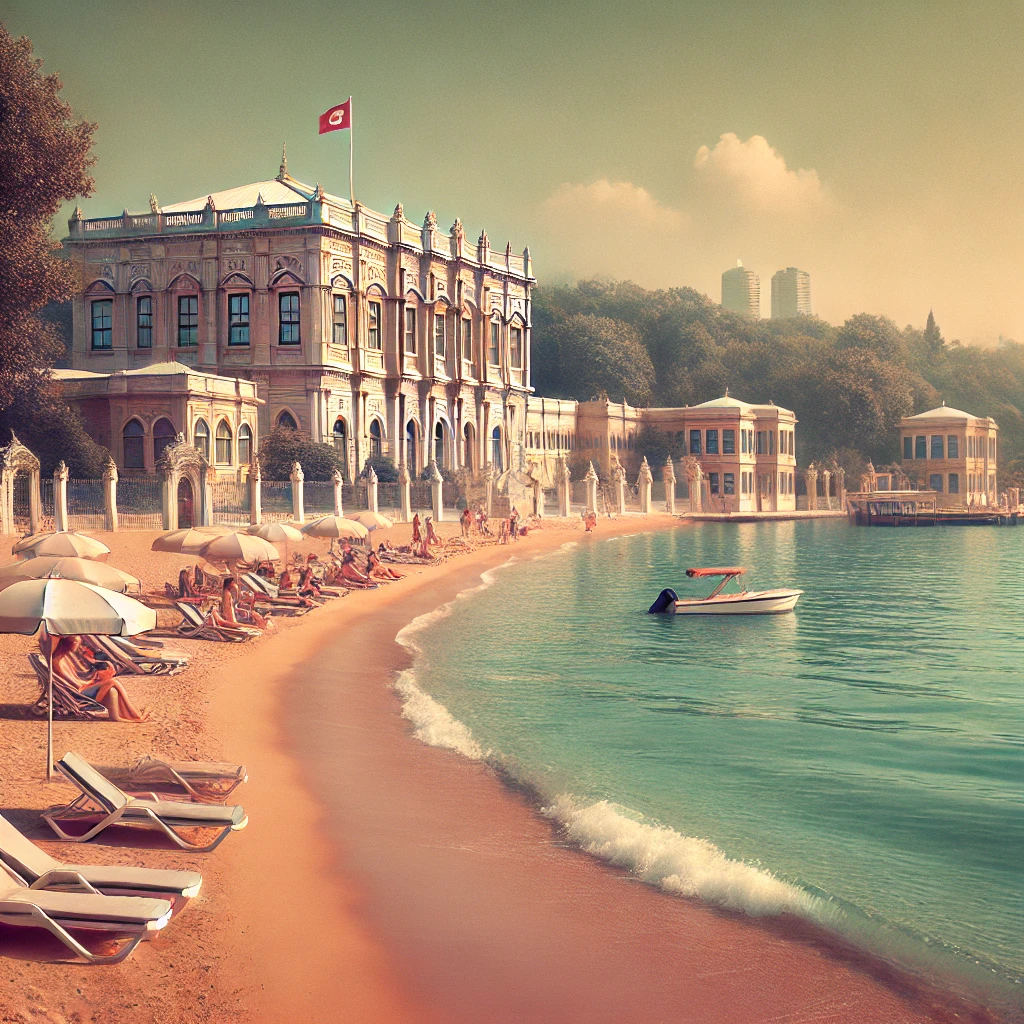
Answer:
[693,133,831,214]
[541,179,686,229]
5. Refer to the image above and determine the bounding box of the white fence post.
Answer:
[53,461,69,532]
[290,461,305,523]
[585,461,599,513]
[429,461,444,522]
[332,469,343,517]
[366,464,378,514]
[663,457,676,515]
[637,457,653,514]
[249,458,262,526]
[398,462,412,523]
[102,458,118,532]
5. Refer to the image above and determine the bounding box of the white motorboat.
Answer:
[648,567,802,615]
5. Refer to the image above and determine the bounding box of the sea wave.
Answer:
[394,669,486,760]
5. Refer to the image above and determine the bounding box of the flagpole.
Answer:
[348,95,354,204]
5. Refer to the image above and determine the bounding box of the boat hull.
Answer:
[670,589,803,615]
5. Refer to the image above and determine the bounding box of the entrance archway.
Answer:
[406,420,419,473]
[177,477,194,528]
[463,422,476,474]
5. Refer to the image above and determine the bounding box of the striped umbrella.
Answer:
[0,557,140,594]
[14,532,111,562]
[247,522,304,566]
[198,533,280,565]
[151,526,233,554]
[0,579,156,778]
[300,515,369,542]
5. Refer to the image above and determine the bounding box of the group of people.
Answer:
[42,633,149,723]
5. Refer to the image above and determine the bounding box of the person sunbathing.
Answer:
[339,548,375,587]
[367,549,404,581]
[211,579,266,632]
[425,517,443,546]
[48,635,149,722]
[296,565,322,599]
[232,581,274,629]
[178,568,200,598]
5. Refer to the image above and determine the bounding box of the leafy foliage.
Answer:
[257,428,347,481]
[362,455,398,482]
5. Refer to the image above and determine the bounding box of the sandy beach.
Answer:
[0,517,1007,1024]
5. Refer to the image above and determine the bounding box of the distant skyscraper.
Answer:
[721,261,760,318]
[770,267,812,318]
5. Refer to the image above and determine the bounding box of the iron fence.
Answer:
[409,482,432,513]
[119,475,163,530]
[377,483,401,516]
[304,481,335,517]
[39,478,54,531]
[261,480,293,522]
[67,478,105,531]
[211,479,250,526]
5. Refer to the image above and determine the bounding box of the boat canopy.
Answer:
[685,567,747,578]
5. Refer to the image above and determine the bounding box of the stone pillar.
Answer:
[612,461,627,514]
[485,465,495,517]
[584,461,599,513]
[332,469,343,517]
[0,469,11,536]
[684,457,703,512]
[835,467,846,510]
[102,458,118,532]
[200,467,214,527]
[429,460,444,522]
[532,477,544,518]
[663,457,676,515]
[366,463,379,514]
[804,464,819,511]
[557,457,571,517]
[249,458,263,526]
[637,457,653,514]
[398,462,412,523]
[161,470,177,530]
[28,467,40,536]
[822,469,832,511]
[290,461,305,523]
[53,461,69,532]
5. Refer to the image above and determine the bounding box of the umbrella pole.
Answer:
[46,640,54,781]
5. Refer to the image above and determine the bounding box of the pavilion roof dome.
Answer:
[904,403,985,421]
[159,176,325,213]
[690,393,756,411]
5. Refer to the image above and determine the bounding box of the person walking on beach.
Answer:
[412,513,422,545]
[461,507,472,538]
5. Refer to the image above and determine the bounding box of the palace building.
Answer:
[62,153,534,480]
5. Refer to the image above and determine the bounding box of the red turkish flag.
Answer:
[319,100,351,134]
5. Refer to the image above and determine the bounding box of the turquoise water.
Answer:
[398,521,1023,1012]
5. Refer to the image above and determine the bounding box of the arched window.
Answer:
[215,420,233,465]
[434,421,446,467]
[153,418,176,465]
[194,418,210,460]
[491,426,503,472]
[369,419,383,459]
[238,423,252,465]
[406,420,418,471]
[123,419,145,470]
[333,418,347,453]
[463,423,475,472]
[277,411,298,431]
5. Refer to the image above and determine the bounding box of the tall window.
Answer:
[367,301,382,349]
[930,435,944,459]
[153,418,176,465]
[769,431,775,455]
[706,429,719,455]
[194,419,210,460]
[332,294,347,346]
[229,294,250,346]
[279,292,300,345]
[709,472,720,495]
[178,295,198,347]
[462,318,473,362]
[510,326,522,367]
[434,314,446,357]
[903,436,913,459]
[404,308,417,354]
[689,430,701,455]
[755,431,766,455]
[122,420,144,470]
[947,435,959,459]
[406,421,418,470]
[238,423,252,465]
[215,421,233,465]
[434,422,445,466]
[333,419,347,453]
[915,435,927,459]
[723,472,735,495]
[369,419,382,459]
[136,296,152,348]
[489,320,500,364]
[723,429,735,455]
[491,426,503,470]
[91,299,113,349]
[948,473,959,494]
[929,473,943,492]
[277,411,298,431]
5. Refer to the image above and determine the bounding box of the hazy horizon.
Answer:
[8,0,1023,346]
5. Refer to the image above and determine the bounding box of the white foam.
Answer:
[393,669,485,760]
[543,795,832,921]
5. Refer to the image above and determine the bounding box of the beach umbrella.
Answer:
[300,515,369,543]
[14,532,111,562]
[0,557,140,594]
[0,579,156,778]
[151,525,232,554]
[353,511,394,531]
[199,533,280,565]
[247,522,304,566]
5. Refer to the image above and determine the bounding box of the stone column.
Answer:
[249,458,262,526]
[366,463,379,514]
[612,461,627,514]
[533,477,544,518]
[685,458,703,513]
[53,461,69,533]
[290,461,305,523]
[663,457,676,515]
[822,469,832,511]
[804,464,819,511]
[557,457,571,517]
[200,467,214,527]
[161,470,177,530]
[584,461,599,513]
[485,464,496,517]
[28,467,41,536]
[332,469,343,517]
[102,458,118,533]
[398,461,412,523]
[835,467,846,509]
[637,457,653,514]
[0,469,11,536]
[429,460,444,522]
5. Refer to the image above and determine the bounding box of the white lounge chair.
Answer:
[44,753,248,852]
[0,812,201,916]
[173,602,261,642]
[93,755,247,803]
[0,861,171,964]
[91,635,190,676]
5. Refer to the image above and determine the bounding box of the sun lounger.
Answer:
[44,753,248,852]
[0,860,171,964]
[238,573,310,614]
[0,812,201,916]
[92,756,247,802]
[88,635,189,676]
[172,602,260,642]
[27,654,107,719]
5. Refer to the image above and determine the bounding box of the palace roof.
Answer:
[903,403,985,421]
[160,175,352,215]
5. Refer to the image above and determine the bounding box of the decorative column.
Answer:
[637,457,653,514]
[804,463,819,511]
[663,457,676,515]
[102,458,118,532]
[821,469,832,511]
[28,465,40,536]
[398,462,412,523]
[612,461,627,514]
[366,463,379,514]
[332,469,344,517]
[584,461,599,513]
[161,468,176,530]
[249,458,263,526]
[429,460,444,522]
[200,466,214,527]
[53,461,69,533]
[290,461,305,523]
[557,457,571,517]
[532,476,544,518]
[684,457,703,512]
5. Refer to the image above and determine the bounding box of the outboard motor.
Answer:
[648,588,678,614]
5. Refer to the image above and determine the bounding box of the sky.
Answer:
[7,0,1024,345]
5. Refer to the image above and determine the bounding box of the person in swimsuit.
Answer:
[48,635,149,722]
[425,517,442,546]
[411,513,422,545]
[367,549,404,581]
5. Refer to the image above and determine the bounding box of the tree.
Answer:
[835,313,905,362]
[257,428,347,481]
[553,314,655,406]
[0,26,107,474]
[362,455,398,482]
[923,309,944,354]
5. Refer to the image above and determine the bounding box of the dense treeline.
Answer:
[533,280,1024,485]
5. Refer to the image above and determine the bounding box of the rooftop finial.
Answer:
[278,143,288,180]
[149,193,160,213]
[737,258,742,268]
[725,386,729,396]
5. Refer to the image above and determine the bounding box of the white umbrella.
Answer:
[151,525,232,554]
[353,512,394,531]
[0,557,140,594]
[247,522,304,566]
[0,579,156,778]
[14,532,111,562]
[300,515,369,542]
[199,533,280,565]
